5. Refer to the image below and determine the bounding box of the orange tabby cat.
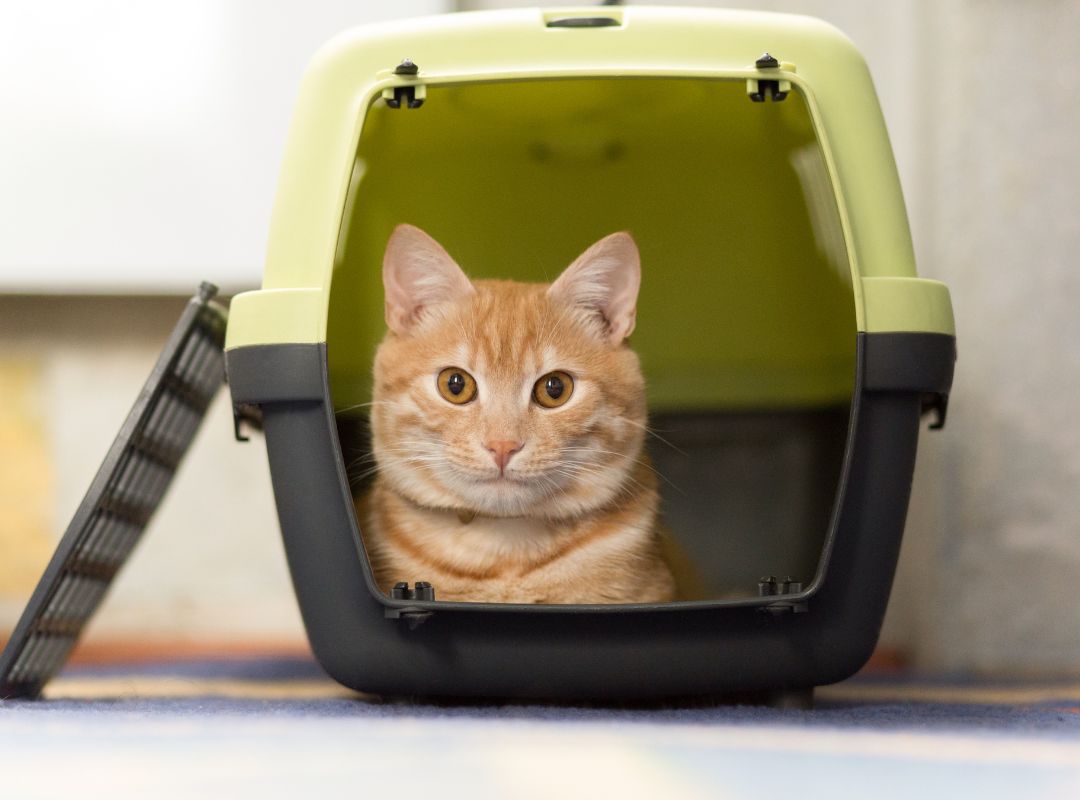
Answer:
[355,224,675,604]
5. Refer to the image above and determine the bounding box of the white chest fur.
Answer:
[402,506,559,569]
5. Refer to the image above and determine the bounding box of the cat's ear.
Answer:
[547,232,641,345]
[383,224,475,334]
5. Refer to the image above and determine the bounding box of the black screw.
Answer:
[394,58,419,76]
[756,52,780,69]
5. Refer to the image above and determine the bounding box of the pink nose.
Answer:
[485,439,523,473]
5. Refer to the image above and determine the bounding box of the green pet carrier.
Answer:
[2,7,954,704]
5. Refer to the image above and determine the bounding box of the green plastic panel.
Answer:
[862,277,955,335]
[327,78,855,413]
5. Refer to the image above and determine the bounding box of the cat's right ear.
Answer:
[382,224,475,335]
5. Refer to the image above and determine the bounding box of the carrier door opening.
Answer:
[329,76,855,607]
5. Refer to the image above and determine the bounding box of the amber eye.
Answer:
[437,368,477,404]
[533,371,574,408]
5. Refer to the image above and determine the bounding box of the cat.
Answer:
[354,223,676,604]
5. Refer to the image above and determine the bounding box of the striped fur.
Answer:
[355,226,675,604]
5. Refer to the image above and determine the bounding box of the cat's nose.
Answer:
[485,439,524,474]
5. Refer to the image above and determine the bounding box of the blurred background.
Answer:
[1,0,1077,675]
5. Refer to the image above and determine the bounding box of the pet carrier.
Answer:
[2,7,955,704]
[224,7,955,701]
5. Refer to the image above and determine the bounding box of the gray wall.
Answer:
[895,1,1080,674]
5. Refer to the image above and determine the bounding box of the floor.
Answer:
[2,656,1079,799]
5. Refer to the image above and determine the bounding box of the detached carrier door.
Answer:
[0,284,227,699]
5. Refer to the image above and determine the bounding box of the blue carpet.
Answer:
[21,655,1080,736]
[1,656,1079,799]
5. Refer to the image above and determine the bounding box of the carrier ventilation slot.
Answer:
[0,283,227,699]
[546,16,621,28]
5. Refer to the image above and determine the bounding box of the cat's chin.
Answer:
[451,477,556,518]
[407,476,597,520]
[449,472,632,520]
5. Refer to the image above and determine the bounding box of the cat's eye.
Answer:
[437,367,477,404]
[533,371,574,408]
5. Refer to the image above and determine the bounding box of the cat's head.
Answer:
[370,224,648,520]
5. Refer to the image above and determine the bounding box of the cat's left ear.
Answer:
[547,232,641,345]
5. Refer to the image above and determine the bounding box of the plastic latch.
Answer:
[382,59,425,109]
[757,575,809,614]
[747,52,793,103]
[232,402,264,443]
[384,581,436,628]
[924,393,949,430]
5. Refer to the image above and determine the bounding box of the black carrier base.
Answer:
[227,332,953,700]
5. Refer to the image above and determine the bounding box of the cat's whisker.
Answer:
[375,442,445,456]
[334,398,414,416]
[334,401,375,415]
[349,446,460,487]
[549,459,651,497]
[618,417,687,455]
[558,446,683,494]
[345,456,378,472]
[348,466,383,484]
[548,466,643,505]
[380,435,443,445]
[397,456,454,466]
[376,444,440,453]
[564,456,658,494]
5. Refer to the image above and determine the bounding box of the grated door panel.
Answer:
[0,283,227,699]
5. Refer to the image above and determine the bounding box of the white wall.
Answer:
[0,0,449,293]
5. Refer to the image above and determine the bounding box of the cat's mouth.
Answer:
[443,460,538,486]
[481,471,529,483]
[472,473,536,491]
[450,466,563,505]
